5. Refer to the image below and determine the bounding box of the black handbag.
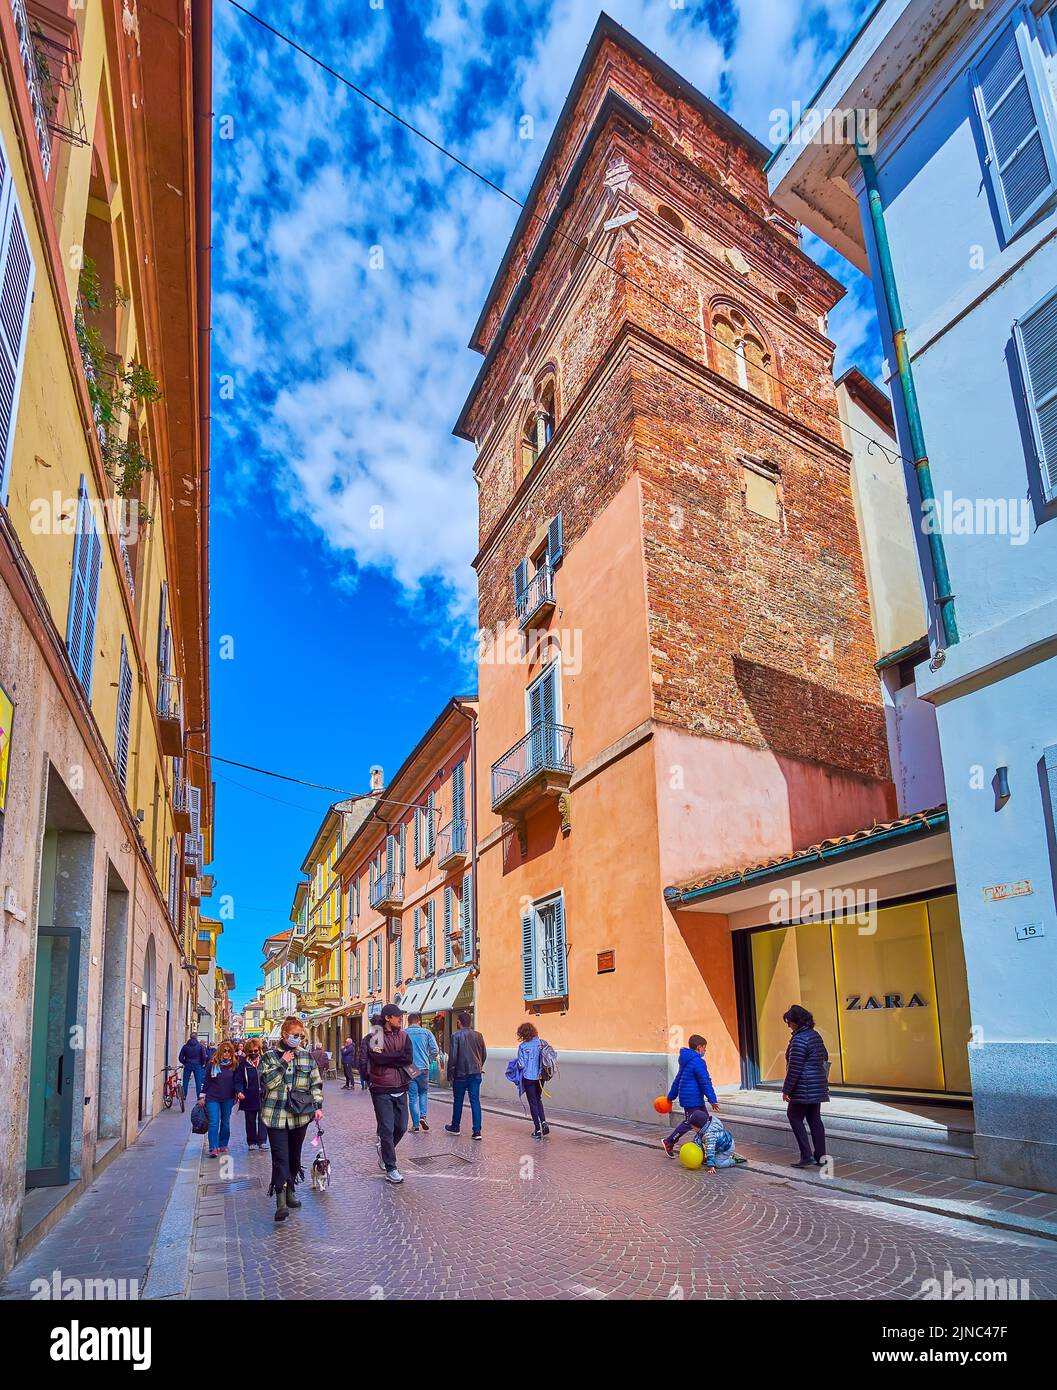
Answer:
[286,1085,317,1116]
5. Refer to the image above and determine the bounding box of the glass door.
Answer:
[26,927,80,1188]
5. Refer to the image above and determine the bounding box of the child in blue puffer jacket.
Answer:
[661,1034,719,1157]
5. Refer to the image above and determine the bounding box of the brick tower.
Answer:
[455,15,894,1117]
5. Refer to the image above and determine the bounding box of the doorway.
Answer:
[97,863,129,1144]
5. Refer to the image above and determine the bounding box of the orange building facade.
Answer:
[455,17,895,1117]
[334,697,478,1077]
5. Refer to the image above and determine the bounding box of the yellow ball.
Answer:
[678,1142,704,1170]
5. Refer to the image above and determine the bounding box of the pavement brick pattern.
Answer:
[0,1110,191,1300]
[193,1081,1057,1301]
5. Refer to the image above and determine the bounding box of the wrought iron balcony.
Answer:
[491,722,573,816]
[436,818,468,868]
[516,561,555,630]
[157,672,183,756]
[183,832,204,877]
[9,4,89,177]
[188,877,201,907]
[369,870,404,914]
[173,776,192,833]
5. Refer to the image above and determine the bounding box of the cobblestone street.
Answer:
[186,1082,1057,1301]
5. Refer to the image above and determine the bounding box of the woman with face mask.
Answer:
[235,1040,267,1151]
[201,1040,239,1157]
[260,1017,324,1221]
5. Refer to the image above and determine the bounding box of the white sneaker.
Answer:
[385,1168,404,1184]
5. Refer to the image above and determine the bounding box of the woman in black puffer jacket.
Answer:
[781,1005,830,1168]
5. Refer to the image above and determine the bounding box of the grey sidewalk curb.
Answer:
[142,1126,205,1300]
[472,1096,1057,1247]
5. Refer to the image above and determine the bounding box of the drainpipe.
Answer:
[856,144,959,648]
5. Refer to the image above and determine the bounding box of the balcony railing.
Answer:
[183,832,204,877]
[369,871,404,914]
[173,776,191,833]
[516,562,555,630]
[157,672,183,756]
[491,722,574,815]
[436,818,468,868]
[188,877,201,907]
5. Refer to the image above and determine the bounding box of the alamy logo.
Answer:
[50,1321,151,1370]
[920,1272,1030,1301]
[31,1270,140,1301]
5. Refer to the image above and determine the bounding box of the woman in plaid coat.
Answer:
[261,1016,324,1222]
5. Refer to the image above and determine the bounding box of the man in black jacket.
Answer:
[178,1032,207,1100]
[367,1005,414,1184]
[444,1012,487,1139]
[340,1037,358,1088]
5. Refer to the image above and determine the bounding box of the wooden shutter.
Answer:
[115,637,133,789]
[157,582,170,673]
[971,15,1057,240]
[553,893,568,996]
[414,806,421,863]
[1014,287,1057,500]
[444,886,454,967]
[514,558,528,613]
[426,789,435,853]
[461,871,473,961]
[385,833,396,881]
[0,139,34,506]
[66,478,102,695]
[167,836,179,921]
[368,937,374,991]
[451,760,465,828]
[413,908,421,979]
[547,513,564,567]
[521,905,537,1000]
[398,822,406,874]
[394,929,402,985]
[426,899,435,974]
[188,784,202,837]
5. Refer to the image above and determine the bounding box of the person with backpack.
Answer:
[512,1022,555,1139]
[661,1034,719,1157]
[444,1011,487,1139]
[782,1004,830,1168]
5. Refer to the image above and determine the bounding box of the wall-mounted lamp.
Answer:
[993,766,1010,810]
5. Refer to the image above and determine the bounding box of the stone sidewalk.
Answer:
[0,1106,199,1300]
[473,1092,1057,1243]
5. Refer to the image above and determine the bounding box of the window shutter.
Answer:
[398,822,406,874]
[971,16,1057,240]
[461,871,473,960]
[553,893,568,996]
[1014,288,1057,500]
[157,582,170,674]
[414,807,421,863]
[413,908,421,979]
[167,836,178,921]
[375,935,382,991]
[426,790,435,853]
[426,900,435,974]
[0,147,35,506]
[514,558,528,612]
[451,760,465,827]
[521,907,536,1000]
[66,478,102,696]
[547,512,564,567]
[115,637,134,789]
[385,833,396,881]
[394,930,402,985]
[368,937,374,991]
[188,785,201,837]
[444,886,454,967]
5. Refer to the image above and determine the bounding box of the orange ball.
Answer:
[653,1096,673,1114]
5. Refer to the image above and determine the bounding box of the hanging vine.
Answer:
[75,256,161,528]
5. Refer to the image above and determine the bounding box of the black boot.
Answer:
[285,1184,302,1209]
[274,1189,288,1222]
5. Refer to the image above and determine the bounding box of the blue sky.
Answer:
[209,0,879,1008]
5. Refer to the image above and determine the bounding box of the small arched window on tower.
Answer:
[520,379,556,480]
[711,308,773,406]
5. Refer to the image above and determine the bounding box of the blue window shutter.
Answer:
[0,161,35,507]
[1014,287,1057,500]
[514,558,528,614]
[367,937,373,990]
[81,515,102,697]
[394,929,401,985]
[115,637,133,789]
[521,907,536,1000]
[426,790,435,853]
[971,15,1057,241]
[461,871,473,960]
[414,807,421,863]
[426,900,435,974]
[413,908,421,978]
[553,894,568,996]
[385,833,395,880]
[157,582,169,671]
[444,886,453,967]
[66,480,89,674]
[451,760,465,827]
[547,512,564,567]
[376,935,382,991]
[398,822,406,874]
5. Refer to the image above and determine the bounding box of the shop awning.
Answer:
[395,978,434,1014]
[421,966,474,1014]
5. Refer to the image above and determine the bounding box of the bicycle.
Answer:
[162,1065,186,1112]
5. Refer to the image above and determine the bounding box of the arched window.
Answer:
[711,307,773,406]
[520,378,556,480]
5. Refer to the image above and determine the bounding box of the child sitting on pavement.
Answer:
[684,1107,746,1173]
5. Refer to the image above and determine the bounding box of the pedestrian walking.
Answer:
[445,1011,486,1139]
[358,1018,379,1090]
[512,1022,550,1139]
[178,1031,207,1100]
[782,1004,829,1168]
[235,1040,267,1150]
[405,1012,439,1132]
[312,1042,331,1078]
[260,1016,324,1222]
[367,1004,414,1185]
[202,1040,239,1157]
[660,1034,719,1157]
[340,1037,358,1089]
